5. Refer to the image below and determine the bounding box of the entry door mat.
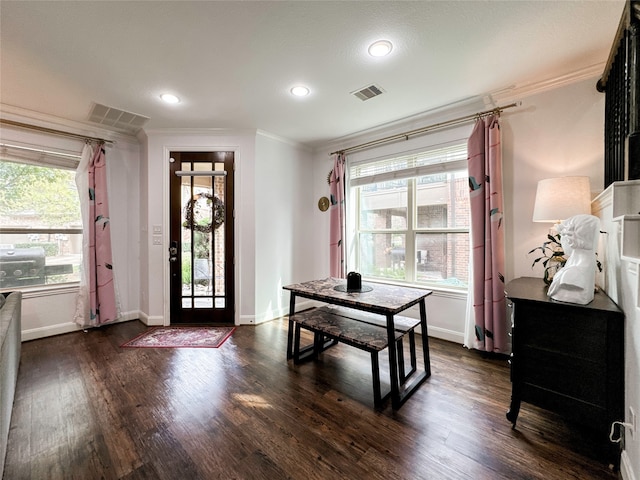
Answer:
[121,326,236,349]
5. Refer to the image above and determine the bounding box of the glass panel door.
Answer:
[169,152,234,324]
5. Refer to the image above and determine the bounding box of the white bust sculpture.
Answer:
[547,214,600,305]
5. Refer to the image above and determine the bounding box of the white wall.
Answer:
[105,138,142,324]
[254,132,315,322]
[504,77,606,281]
[138,132,150,318]
[0,117,141,340]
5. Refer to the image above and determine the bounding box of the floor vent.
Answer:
[352,84,385,101]
[88,103,149,132]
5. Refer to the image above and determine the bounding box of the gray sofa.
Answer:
[0,291,21,478]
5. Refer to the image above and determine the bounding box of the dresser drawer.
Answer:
[519,345,607,407]
[521,383,607,428]
[514,302,607,359]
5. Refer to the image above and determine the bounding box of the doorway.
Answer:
[169,151,234,324]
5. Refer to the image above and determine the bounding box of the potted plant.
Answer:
[529,232,602,285]
[529,233,567,285]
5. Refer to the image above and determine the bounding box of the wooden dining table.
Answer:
[283,277,432,409]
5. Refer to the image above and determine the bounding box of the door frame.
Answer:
[162,145,239,326]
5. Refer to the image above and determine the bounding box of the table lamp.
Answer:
[530,176,592,285]
[532,176,592,224]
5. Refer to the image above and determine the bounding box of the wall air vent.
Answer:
[88,103,149,133]
[352,84,385,101]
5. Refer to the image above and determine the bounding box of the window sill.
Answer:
[362,277,467,299]
[0,283,80,299]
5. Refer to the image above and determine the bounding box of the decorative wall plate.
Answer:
[318,196,330,212]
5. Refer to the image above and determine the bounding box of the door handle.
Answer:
[169,241,178,262]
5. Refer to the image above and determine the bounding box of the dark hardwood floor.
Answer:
[4,319,619,480]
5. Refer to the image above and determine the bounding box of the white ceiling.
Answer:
[0,0,625,149]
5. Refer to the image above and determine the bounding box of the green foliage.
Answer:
[193,231,210,259]
[528,232,603,285]
[182,261,191,284]
[528,233,567,270]
[375,266,406,280]
[15,242,58,256]
[0,161,80,227]
[46,273,73,285]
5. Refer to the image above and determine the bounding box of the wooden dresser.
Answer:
[505,277,624,461]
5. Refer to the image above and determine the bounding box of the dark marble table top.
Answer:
[283,277,432,315]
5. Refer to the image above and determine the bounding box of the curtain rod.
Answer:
[0,119,114,145]
[329,102,521,156]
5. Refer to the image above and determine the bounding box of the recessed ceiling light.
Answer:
[160,93,180,104]
[290,86,310,97]
[368,40,393,57]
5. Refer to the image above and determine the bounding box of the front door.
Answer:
[169,151,234,324]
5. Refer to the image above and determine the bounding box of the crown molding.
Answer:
[256,129,312,153]
[489,62,605,104]
[142,127,257,138]
[316,63,607,156]
[317,96,486,156]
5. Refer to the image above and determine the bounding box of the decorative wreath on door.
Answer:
[182,193,225,233]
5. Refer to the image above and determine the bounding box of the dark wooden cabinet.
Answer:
[505,277,624,460]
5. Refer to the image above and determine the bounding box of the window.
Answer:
[350,143,469,290]
[0,145,82,289]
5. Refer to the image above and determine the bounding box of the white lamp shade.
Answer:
[532,176,592,223]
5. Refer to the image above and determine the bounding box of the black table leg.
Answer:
[286,293,296,359]
[396,338,406,384]
[419,299,431,377]
[386,313,401,409]
[391,299,431,409]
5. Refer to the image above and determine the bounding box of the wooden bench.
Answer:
[290,305,420,408]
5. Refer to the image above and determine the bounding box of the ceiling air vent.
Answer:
[88,103,149,133]
[352,84,385,101]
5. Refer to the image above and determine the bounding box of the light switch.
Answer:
[153,225,162,234]
[152,235,162,245]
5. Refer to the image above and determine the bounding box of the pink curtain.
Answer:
[329,153,346,278]
[75,144,117,326]
[467,115,508,353]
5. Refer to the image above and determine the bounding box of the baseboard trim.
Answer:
[239,313,285,325]
[21,322,83,341]
[621,450,637,480]
[119,311,139,322]
[239,299,320,325]
[427,326,464,344]
[239,314,258,325]
[139,312,164,326]
[21,310,140,341]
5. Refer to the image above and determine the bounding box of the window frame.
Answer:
[348,143,470,291]
[0,143,83,292]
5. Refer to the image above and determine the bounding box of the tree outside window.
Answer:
[0,159,82,289]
